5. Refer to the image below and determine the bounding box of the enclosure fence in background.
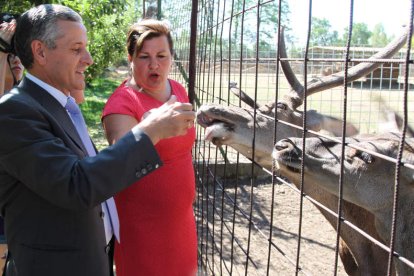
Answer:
[154,0,414,275]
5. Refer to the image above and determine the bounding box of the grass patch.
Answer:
[80,77,121,150]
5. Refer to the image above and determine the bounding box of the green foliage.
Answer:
[310,18,392,47]
[258,1,290,51]
[224,0,291,53]
[370,23,391,47]
[1,1,33,14]
[310,17,340,46]
[60,0,138,82]
[80,77,120,149]
[342,22,372,46]
[3,0,139,85]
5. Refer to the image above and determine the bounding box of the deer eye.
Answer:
[276,102,287,110]
[357,151,375,164]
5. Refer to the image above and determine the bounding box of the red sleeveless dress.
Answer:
[102,79,197,276]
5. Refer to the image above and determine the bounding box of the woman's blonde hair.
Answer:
[126,19,173,58]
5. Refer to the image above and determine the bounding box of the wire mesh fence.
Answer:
[155,0,414,275]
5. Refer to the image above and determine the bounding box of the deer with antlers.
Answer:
[273,133,414,275]
[196,26,410,275]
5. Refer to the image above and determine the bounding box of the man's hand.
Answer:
[137,95,195,144]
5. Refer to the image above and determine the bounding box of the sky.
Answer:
[287,0,412,45]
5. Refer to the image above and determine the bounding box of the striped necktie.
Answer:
[65,96,120,243]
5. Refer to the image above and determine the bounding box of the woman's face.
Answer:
[6,53,24,84]
[130,35,172,93]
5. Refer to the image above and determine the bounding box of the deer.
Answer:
[273,133,414,275]
[196,26,410,275]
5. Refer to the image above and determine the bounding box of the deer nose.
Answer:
[274,138,296,152]
[273,138,302,160]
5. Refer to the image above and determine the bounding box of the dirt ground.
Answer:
[196,176,348,276]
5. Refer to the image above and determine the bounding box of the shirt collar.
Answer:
[25,72,69,108]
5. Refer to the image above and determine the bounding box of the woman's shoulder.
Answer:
[106,80,137,102]
[102,79,141,118]
[112,79,133,95]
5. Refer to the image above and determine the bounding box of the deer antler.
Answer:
[280,25,411,110]
[279,27,305,110]
[229,81,262,109]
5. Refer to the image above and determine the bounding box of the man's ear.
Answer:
[31,40,47,65]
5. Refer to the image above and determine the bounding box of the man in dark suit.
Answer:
[0,4,195,276]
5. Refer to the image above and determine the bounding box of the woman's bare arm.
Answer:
[102,114,138,145]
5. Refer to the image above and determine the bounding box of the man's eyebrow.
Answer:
[70,42,86,47]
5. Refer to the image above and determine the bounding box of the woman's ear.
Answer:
[127,54,132,62]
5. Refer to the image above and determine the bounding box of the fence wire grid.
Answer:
[151,0,414,275]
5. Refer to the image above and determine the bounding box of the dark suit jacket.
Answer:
[0,78,162,276]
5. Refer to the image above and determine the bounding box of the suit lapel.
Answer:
[18,78,89,155]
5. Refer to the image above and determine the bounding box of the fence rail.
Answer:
[154,0,414,275]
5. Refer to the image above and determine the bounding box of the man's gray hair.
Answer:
[14,4,83,69]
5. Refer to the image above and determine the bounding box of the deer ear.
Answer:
[304,110,322,131]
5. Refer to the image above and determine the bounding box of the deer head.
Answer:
[197,26,410,169]
[274,133,414,212]
[273,133,414,275]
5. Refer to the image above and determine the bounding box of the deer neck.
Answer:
[230,143,273,170]
[374,194,414,274]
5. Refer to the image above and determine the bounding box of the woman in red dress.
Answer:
[102,19,197,276]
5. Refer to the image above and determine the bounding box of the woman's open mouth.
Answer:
[149,73,160,80]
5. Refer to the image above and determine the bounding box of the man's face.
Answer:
[41,20,93,95]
